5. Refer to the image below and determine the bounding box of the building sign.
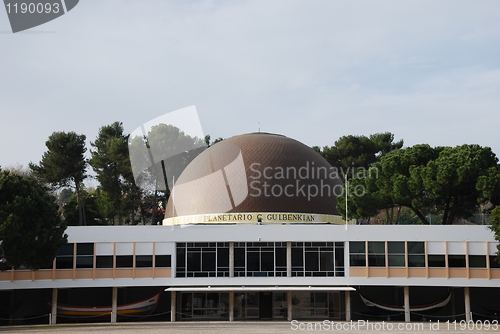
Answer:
[163,212,355,226]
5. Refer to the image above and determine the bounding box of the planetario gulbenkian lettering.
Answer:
[1,132,500,325]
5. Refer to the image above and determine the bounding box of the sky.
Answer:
[1,0,500,183]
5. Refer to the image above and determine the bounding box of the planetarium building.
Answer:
[1,133,500,325]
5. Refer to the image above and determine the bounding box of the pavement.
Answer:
[1,321,499,333]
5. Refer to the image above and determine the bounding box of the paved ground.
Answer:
[1,321,499,333]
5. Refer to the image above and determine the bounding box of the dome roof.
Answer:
[165,133,342,219]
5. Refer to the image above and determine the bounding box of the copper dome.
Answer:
[165,133,342,218]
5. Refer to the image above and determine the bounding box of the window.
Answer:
[407,242,425,267]
[388,242,405,267]
[490,256,500,269]
[468,255,486,268]
[427,255,445,267]
[349,241,366,267]
[155,255,171,268]
[292,242,344,277]
[235,242,287,277]
[76,243,94,269]
[56,243,74,269]
[368,242,385,267]
[176,242,229,278]
[96,255,113,268]
[136,255,153,268]
[116,255,133,268]
[448,255,466,268]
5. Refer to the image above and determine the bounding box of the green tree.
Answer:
[320,132,403,172]
[489,207,500,264]
[29,132,88,225]
[129,124,206,224]
[90,122,133,225]
[63,190,104,226]
[414,145,499,225]
[0,171,67,270]
[342,144,500,225]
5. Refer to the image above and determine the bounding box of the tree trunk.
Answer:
[395,206,402,225]
[412,207,429,225]
[75,182,84,226]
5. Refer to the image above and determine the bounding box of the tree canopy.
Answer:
[490,207,500,263]
[29,131,88,225]
[90,122,136,225]
[319,132,403,171]
[0,171,67,270]
[339,144,500,224]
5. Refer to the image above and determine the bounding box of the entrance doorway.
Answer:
[258,292,273,319]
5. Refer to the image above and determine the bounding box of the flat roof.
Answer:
[165,286,356,292]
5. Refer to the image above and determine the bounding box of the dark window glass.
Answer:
[56,257,73,269]
[96,255,113,268]
[368,254,385,267]
[448,255,466,268]
[176,247,185,268]
[234,248,245,268]
[187,252,201,271]
[320,252,334,271]
[261,252,274,271]
[76,256,93,269]
[408,242,425,254]
[408,255,425,267]
[76,243,93,255]
[350,254,366,267]
[428,255,445,267]
[469,255,486,268]
[136,255,153,268]
[58,243,74,256]
[291,248,303,267]
[490,256,500,269]
[305,252,319,271]
[247,252,260,272]
[368,242,385,254]
[388,242,405,254]
[336,247,344,267]
[155,255,171,267]
[116,255,133,268]
[350,242,365,253]
[217,248,229,268]
[388,255,405,267]
[202,252,216,272]
[275,248,286,267]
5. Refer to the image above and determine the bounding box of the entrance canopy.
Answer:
[165,286,355,292]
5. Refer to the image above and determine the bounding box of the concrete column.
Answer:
[404,286,410,323]
[464,287,471,322]
[171,291,176,322]
[111,287,118,323]
[229,291,235,321]
[287,291,293,321]
[229,242,234,278]
[287,242,292,277]
[345,290,351,321]
[50,288,58,325]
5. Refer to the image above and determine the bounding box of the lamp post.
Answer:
[345,173,348,230]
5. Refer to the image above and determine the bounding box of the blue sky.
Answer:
[1,0,500,177]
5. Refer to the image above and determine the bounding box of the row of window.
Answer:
[176,242,345,278]
[350,241,425,267]
[55,243,171,269]
[349,241,500,268]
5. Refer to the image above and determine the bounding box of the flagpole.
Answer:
[345,173,348,230]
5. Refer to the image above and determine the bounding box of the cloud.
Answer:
[0,0,499,168]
